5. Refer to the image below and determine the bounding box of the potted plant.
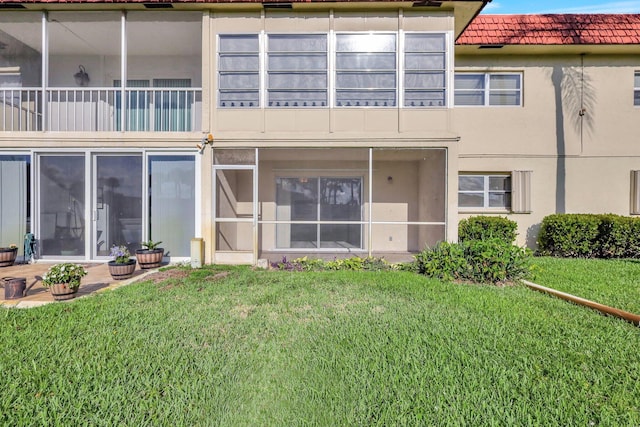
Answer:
[108,244,136,280]
[42,263,87,301]
[135,240,164,269]
[0,243,18,267]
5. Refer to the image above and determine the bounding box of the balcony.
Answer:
[0,87,202,132]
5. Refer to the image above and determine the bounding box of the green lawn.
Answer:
[1,264,639,425]
[532,257,640,315]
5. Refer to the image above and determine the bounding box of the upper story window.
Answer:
[404,33,447,107]
[458,174,511,210]
[335,33,397,107]
[218,35,260,108]
[454,73,522,106]
[218,31,449,109]
[267,34,328,108]
[634,72,640,106]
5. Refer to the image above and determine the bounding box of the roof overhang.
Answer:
[456,43,640,56]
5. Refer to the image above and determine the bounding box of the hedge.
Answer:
[537,213,640,258]
[458,216,518,245]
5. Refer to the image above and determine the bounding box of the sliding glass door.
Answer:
[38,155,86,257]
[0,155,30,257]
[93,155,143,258]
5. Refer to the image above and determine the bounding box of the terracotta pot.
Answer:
[135,249,164,269]
[0,247,18,267]
[108,260,136,280]
[49,283,78,301]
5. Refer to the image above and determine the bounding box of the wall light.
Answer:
[73,65,90,86]
[197,133,214,154]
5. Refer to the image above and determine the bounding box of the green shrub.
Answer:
[414,241,467,281]
[537,213,640,258]
[271,256,395,272]
[414,239,532,284]
[598,215,632,258]
[458,216,518,244]
[537,214,601,257]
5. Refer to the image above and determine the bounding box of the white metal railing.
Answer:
[0,88,43,131]
[0,87,202,132]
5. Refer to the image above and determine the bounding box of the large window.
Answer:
[454,73,522,106]
[276,177,362,249]
[458,174,511,210]
[335,33,396,107]
[218,35,260,108]
[404,33,447,107]
[219,32,449,109]
[267,34,328,107]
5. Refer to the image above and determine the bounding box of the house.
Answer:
[0,0,637,265]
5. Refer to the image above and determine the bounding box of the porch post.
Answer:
[120,11,127,132]
[41,11,48,131]
[368,147,373,257]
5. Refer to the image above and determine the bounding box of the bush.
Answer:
[537,214,601,257]
[414,239,532,284]
[458,216,518,245]
[537,213,640,258]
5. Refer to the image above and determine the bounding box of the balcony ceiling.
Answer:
[0,20,200,56]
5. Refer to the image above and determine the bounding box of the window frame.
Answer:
[218,34,261,109]
[402,32,449,108]
[218,31,451,109]
[458,173,512,211]
[275,175,364,250]
[454,72,523,107]
[266,33,329,108]
[634,71,640,106]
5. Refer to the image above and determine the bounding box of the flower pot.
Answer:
[108,260,136,280]
[49,283,78,301]
[0,247,18,267]
[135,248,164,269]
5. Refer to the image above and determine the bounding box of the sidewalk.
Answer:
[0,262,156,308]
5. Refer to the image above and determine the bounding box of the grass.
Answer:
[532,257,640,315]
[1,263,639,425]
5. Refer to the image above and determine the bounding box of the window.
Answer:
[404,33,447,107]
[267,34,328,107]
[218,35,260,108]
[276,177,362,249]
[335,33,396,107]
[458,174,511,210]
[454,73,522,106]
[218,31,449,109]
[634,72,640,106]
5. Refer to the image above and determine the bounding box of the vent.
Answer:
[143,3,174,9]
[479,45,504,49]
[263,3,293,9]
[0,4,26,9]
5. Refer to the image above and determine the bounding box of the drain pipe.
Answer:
[523,280,640,327]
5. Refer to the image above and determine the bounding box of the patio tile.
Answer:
[1,262,158,308]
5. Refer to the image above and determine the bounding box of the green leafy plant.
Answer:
[41,263,87,289]
[414,239,532,284]
[458,216,518,244]
[140,240,163,251]
[110,245,131,264]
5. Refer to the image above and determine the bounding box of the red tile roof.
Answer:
[457,14,640,45]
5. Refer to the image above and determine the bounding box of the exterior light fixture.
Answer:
[197,133,214,154]
[73,65,90,86]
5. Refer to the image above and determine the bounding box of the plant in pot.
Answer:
[0,243,18,267]
[136,240,164,270]
[42,263,87,301]
[108,244,136,280]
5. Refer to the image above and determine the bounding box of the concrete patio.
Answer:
[0,262,158,308]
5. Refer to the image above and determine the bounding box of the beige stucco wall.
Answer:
[455,53,640,248]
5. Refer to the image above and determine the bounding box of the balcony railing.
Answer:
[0,87,202,132]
